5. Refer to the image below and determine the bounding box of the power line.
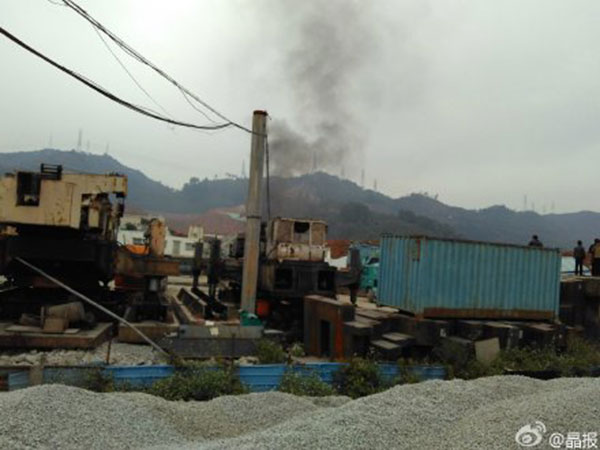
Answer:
[92,25,172,119]
[0,25,232,131]
[59,0,254,134]
[89,17,216,125]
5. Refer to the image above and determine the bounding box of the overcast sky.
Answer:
[1,0,599,213]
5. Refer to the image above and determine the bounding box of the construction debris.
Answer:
[0,376,598,449]
[0,342,164,366]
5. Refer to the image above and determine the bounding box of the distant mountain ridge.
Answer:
[1,149,598,248]
[0,149,181,212]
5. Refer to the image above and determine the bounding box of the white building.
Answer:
[117,215,203,259]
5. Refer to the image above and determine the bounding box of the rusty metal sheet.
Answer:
[304,295,354,359]
[421,308,554,321]
[115,248,180,276]
[0,171,126,230]
[0,322,112,349]
[274,219,293,242]
[311,222,326,246]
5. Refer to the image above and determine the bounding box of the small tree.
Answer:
[279,371,335,397]
[333,358,384,398]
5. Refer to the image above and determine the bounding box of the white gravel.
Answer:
[1,376,598,449]
[0,384,343,449]
[173,376,600,450]
[0,342,164,366]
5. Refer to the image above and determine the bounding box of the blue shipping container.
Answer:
[378,235,561,320]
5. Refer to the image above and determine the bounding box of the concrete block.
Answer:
[475,338,500,366]
[583,278,600,298]
[42,317,67,334]
[442,335,475,354]
[522,323,565,348]
[370,339,402,360]
[483,322,521,349]
[456,320,486,341]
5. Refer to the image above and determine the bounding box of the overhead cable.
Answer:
[92,25,173,119]
[60,0,255,134]
[0,25,232,131]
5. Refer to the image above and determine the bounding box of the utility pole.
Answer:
[240,110,267,314]
[77,129,82,151]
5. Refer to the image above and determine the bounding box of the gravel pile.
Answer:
[0,342,164,366]
[0,385,340,449]
[428,378,600,449]
[0,385,183,449]
[1,376,598,449]
[185,376,600,450]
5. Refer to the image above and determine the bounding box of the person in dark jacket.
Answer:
[590,239,600,276]
[528,235,543,247]
[573,240,586,276]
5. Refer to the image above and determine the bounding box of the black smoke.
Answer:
[268,1,374,177]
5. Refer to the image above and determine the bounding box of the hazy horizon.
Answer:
[4,146,599,217]
[2,1,599,213]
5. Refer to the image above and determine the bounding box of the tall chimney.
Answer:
[240,110,268,314]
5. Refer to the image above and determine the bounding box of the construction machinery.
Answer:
[0,164,126,311]
[169,111,361,350]
[0,112,359,354]
[182,216,360,340]
[222,217,338,302]
[0,164,178,347]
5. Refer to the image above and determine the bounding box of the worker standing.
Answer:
[593,239,600,276]
[573,240,586,276]
[528,235,543,247]
[589,239,599,276]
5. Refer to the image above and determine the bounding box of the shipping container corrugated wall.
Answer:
[378,235,561,320]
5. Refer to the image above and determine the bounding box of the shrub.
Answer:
[431,340,473,378]
[149,365,248,401]
[82,368,115,393]
[255,339,287,364]
[493,346,561,373]
[559,335,600,375]
[333,358,384,398]
[279,370,335,397]
[395,359,421,385]
[429,340,501,380]
[288,342,305,358]
[494,336,600,376]
[431,335,600,380]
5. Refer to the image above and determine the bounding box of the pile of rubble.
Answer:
[0,342,163,366]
